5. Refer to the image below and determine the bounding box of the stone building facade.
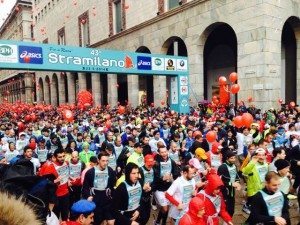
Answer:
[0,0,34,103]
[1,0,300,110]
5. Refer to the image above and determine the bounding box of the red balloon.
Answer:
[218,76,227,85]
[230,84,240,94]
[233,116,243,128]
[213,99,219,105]
[290,101,296,107]
[278,99,283,104]
[24,56,30,63]
[229,72,238,83]
[63,109,73,122]
[30,113,37,121]
[17,122,25,131]
[206,131,217,143]
[25,115,31,122]
[118,106,126,114]
[193,130,202,139]
[105,120,112,128]
[248,96,253,102]
[28,142,36,150]
[242,113,253,128]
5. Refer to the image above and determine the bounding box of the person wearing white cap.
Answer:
[93,127,105,152]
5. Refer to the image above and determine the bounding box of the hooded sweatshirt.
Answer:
[196,173,232,225]
[113,163,142,225]
[178,197,205,225]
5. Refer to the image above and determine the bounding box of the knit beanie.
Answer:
[274,159,290,171]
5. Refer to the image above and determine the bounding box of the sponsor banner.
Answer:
[180,76,188,85]
[137,56,151,70]
[177,59,187,71]
[0,44,18,63]
[0,40,188,76]
[171,77,178,104]
[165,58,176,71]
[180,85,188,95]
[19,45,43,64]
[151,57,164,71]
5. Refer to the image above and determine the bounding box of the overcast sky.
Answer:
[0,0,17,28]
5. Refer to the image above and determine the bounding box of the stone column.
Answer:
[295,27,300,105]
[20,80,26,103]
[58,76,66,105]
[107,74,118,107]
[51,80,58,106]
[91,73,101,106]
[24,73,33,103]
[127,74,139,107]
[67,73,76,104]
[78,73,87,91]
[153,76,167,107]
[44,79,50,104]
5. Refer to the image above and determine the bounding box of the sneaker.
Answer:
[152,204,157,210]
[287,194,297,200]
[242,204,251,214]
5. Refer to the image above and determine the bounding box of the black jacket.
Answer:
[247,188,290,225]
[153,155,180,192]
[217,162,239,198]
[112,181,142,225]
[189,139,209,154]
[82,166,116,206]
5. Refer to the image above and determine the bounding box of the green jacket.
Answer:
[127,151,144,167]
[242,160,268,197]
[79,150,96,164]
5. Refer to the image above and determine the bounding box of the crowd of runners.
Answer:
[0,101,299,225]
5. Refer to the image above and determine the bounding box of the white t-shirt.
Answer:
[167,176,195,219]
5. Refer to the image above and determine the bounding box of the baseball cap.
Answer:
[254,148,266,155]
[195,148,208,160]
[71,200,96,214]
[188,158,201,170]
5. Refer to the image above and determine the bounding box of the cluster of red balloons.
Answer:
[233,113,253,128]
[77,90,93,109]
[218,72,240,95]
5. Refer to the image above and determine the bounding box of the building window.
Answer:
[78,12,90,47]
[57,27,66,45]
[168,0,179,9]
[114,0,122,33]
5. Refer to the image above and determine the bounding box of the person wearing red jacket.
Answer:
[178,196,205,225]
[40,148,70,221]
[196,172,233,225]
[206,142,222,170]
